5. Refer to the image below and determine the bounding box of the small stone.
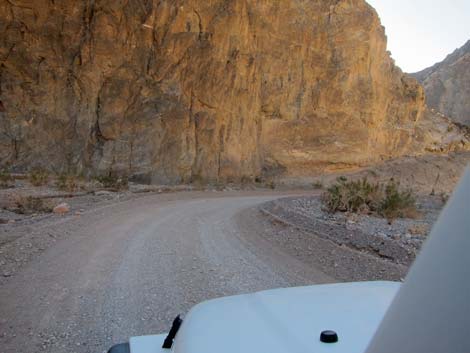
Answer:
[53,203,70,214]
[3,272,11,277]
[95,190,113,196]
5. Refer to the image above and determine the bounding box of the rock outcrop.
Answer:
[412,40,470,126]
[0,0,464,183]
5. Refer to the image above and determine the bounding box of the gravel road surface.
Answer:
[0,192,334,353]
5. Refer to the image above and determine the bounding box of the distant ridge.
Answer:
[412,40,470,125]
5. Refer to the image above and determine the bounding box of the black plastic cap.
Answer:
[320,330,338,343]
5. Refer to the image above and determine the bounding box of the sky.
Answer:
[366,0,470,73]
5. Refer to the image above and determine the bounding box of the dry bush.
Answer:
[13,195,54,214]
[29,168,49,186]
[408,224,429,236]
[322,177,382,214]
[322,177,417,221]
[56,174,81,192]
[380,180,418,220]
[266,180,276,189]
[312,181,324,190]
[95,174,129,190]
[0,169,14,189]
[240,176,254,185]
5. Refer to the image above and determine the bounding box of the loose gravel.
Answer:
[259,195,444,266]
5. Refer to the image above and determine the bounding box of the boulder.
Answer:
[53,203,70,215]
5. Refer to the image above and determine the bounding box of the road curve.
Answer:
[0,192,333,353]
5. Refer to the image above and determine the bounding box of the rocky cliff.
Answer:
[0,0,463,183]
[413,40,470,126]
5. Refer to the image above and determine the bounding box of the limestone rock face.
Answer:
[413,40,470,126]
[0,0,434,183]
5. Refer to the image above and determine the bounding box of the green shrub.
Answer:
[29,168,49,186]
[56,174,80,192]
[240,176,253,185]
[379,179,417,219]
[13,195,53,214]
[322,177,381,214]
[0,169,14,189]
[266,180,276,189]
[95,174,128,190]
[312,181,324,189]
[322,177,417,221]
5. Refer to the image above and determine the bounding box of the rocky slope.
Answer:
[0,0,466,183]
[412,40,470,126]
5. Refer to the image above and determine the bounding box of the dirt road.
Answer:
[0,192,334,353]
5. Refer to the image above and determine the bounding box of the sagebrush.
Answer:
[380,180,417,219]
[322,177,417,220]
[95,174,128,190]
[29,168,49,186]
[13,195,54,214]
[56,174,81,192]
[312,181,324,189]
[0,169,14,189]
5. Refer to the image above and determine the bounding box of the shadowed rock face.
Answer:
[0,0,433,183]
[413,40,470,126]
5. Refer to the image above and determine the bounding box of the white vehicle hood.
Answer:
[130,281,400,353]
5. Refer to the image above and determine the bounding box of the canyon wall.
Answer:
[413,40,470,126]
[0,0,446,183]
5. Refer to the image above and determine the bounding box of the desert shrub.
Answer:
[95,174,128,190]
[408,224,428,236]
[29,168,49,186]
[322,177,381,214]
[240,176,253,185]
[13,195,53,214]
[439,192,449,204]
[56,174,80,192]
[322,177,417,220]
[266,180,276,189]
[0,169,14,189]
[312,181,324,190]
[250,176,274,189]
[56,174,69,190]
[379,179,417,219]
